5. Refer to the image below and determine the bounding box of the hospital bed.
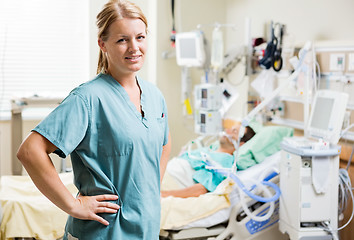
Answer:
[160,126,293,240]
[0,172,76,240]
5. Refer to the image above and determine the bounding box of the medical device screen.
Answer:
[179,38,197,59]
[202,89,207,99]
[201,88,207,108]
[310,97,334,130]
[201,113,206,124]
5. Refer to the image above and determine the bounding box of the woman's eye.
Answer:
[137,35,145,40]
[117,39,126,43]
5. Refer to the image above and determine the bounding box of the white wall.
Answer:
[225,0,354,46]
[88,0,104,79]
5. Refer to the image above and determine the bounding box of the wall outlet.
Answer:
[329,53,345,71]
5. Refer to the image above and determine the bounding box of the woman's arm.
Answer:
[17,131,119,226]
[160,132,171,184]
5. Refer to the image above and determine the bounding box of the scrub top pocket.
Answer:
[155,117,166,143]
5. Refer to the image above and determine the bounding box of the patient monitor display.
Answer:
[175,31,206,67]
[307,89,348,144]
[309,97,334,130]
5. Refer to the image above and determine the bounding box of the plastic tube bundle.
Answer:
[205,159,281,222]
[317,168,353,240]
[337,168,354,231]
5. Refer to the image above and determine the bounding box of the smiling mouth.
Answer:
[125,56,141,60]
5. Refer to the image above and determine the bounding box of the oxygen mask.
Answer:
[219,131,238,150]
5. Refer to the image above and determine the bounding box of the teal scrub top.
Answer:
[180,148,234,192]
[33,73,169,240]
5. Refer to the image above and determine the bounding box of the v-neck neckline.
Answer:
[103,74,148,128]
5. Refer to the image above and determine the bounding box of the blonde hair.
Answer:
[96,0,148,74]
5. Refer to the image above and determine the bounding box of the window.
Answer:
[0,0,89,119]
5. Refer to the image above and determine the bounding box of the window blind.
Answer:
[0,0,89,119]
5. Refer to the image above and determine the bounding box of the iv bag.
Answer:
[211,27,224,71]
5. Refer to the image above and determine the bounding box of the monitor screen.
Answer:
[175,31,205,67]
[310,97,334,130]
[201,88,207,99]
[307,90,348,144]
[179,38,197,59]
[201,113,206,124]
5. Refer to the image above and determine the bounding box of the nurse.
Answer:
[16,0,171,239]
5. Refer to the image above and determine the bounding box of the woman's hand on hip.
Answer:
[70,193,120,226]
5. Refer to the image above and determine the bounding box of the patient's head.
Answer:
[218,125,256,155]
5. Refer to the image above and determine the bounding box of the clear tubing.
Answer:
[229,173,281,203]
[237,177,275,222]
[211,166,281,203]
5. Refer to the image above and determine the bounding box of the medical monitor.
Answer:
[307,90,348,144]
[175,31,206,67]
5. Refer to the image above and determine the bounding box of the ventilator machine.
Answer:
[231,40,351,239]
[279,89,349,240]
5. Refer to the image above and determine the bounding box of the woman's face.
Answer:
[98,18,147,78]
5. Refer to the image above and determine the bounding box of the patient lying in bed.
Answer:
[161,125,256,198]
[161,124,294,198]
[160,124,293,230]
